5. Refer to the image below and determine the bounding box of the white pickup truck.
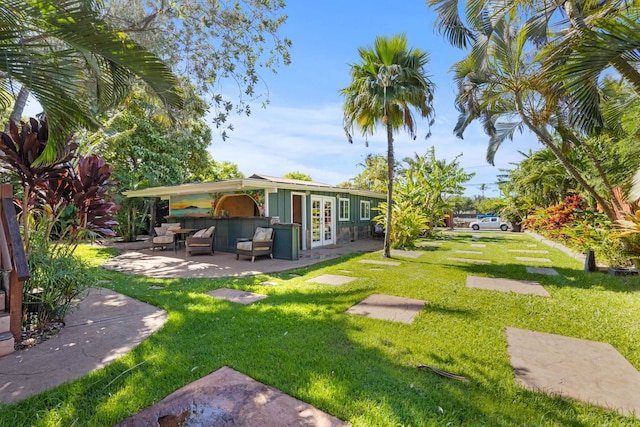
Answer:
[469,217,510,231]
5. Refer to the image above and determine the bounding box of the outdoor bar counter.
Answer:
[167,216,300,260]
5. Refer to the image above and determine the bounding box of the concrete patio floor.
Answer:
[102,238,384,279]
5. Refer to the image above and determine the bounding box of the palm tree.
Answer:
[0,0,182,159]
[428,0,640,134]
[450,19,626,220]
[341,34,435,257]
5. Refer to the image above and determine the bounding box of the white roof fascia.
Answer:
[123,178,385,200]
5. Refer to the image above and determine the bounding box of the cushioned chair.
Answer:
[185,226,216,256]
[372,223,385,239]
[236,227,274,262]
[152,223,181,251]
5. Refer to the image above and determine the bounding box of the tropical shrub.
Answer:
[525,195,629,267]
[373,201,428,249]
[23,242,94,330]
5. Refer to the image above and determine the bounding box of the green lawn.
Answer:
[2,231,640,426]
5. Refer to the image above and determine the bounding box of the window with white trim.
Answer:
[360,201,371,220]
[339,198,349,221]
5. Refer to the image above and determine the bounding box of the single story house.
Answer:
[123,174,385,259]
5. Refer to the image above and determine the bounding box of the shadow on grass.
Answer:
[442,261,640,293]
[3,281,611,427]
[1,251,633,426]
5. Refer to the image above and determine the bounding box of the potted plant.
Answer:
[500,197,530,232]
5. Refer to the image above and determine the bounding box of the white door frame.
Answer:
[310,195,335,248]
[290,192,307,250]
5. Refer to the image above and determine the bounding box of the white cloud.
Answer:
[207,100,541,196]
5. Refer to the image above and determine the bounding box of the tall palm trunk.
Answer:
[384,117,394,258]
[9,86,30,127]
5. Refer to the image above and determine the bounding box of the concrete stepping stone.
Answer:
[456,250,483,255]
[369,268,384,272]
[358,259,401,266]
[506,328,640,418]
[526,267,559,276]
[390,249,423,258]
[508,249,549,254]
[346,294,426,324]
[515,256,552,263]
[526,244,538,248]
[207,288,267,305]
[471,235,482,240]
[306,274,356,286]
[416,241,441,247]
[115,366,348,426]
[466,275,550,297]
[337,270,352,273]
[470,244,486,248]
[447,257,491,264]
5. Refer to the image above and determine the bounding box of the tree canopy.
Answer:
[100,0,292,139]
[0,0,182,152]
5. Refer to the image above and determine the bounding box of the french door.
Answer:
[311,196,335,248]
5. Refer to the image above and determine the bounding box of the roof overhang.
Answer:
[123,178,385,200]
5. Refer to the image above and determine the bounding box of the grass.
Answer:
[2,231,640,426]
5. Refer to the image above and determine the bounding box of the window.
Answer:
[360,201,371,220]
[339,198,349,221]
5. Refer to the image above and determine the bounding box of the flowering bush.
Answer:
[525,195,629,266]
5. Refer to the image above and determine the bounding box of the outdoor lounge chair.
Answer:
[236,227,274,262]
[185,226,216,256]
[152,222,181,251]
[372,223,384,239]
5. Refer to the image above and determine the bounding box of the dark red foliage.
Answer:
[72,155,119,236]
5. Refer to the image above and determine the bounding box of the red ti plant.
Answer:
[0,118,76,252]
[70,155,119,238]
[0,118,118,254]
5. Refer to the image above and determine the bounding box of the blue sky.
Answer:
[208,0,541,197]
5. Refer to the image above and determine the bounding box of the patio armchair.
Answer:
[185,226,216,256]
[236,227,274,262]
[372,223,384,239]
[152,223,181,251]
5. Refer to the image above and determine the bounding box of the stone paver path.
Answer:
[526,267,559,276]
[358,260,401,266]
[0,288,167,404]
[508,249,549,254]
[456,250,483,255]
[390,249,423,258]
[447,257,491,264]
[306,274,357,286]
[116,366,348,426]
[471,244,486,248]
[466,276,550,297]
[506,328,640,418]
[346,294,426,324]
[515,256,552,263]
[207,288,268,304]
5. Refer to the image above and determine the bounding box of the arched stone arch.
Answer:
[214,194,259,217]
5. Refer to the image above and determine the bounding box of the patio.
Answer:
[101,237,384,278]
